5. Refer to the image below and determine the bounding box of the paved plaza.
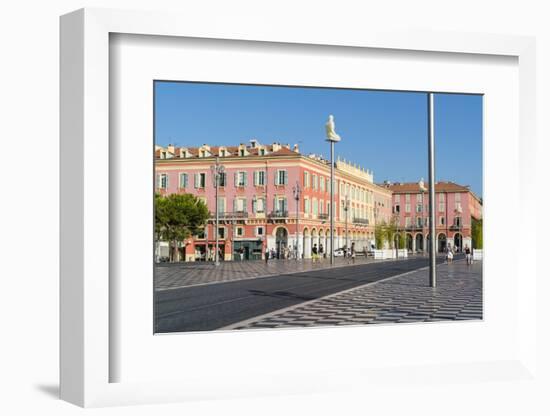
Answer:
[224,259,482,330]
[155,255,383,290]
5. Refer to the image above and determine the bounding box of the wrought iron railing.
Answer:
[210,211,248,219]
[268,210,289,218]
[352,217,369,225]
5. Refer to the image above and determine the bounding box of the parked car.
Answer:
[333,248,347,257]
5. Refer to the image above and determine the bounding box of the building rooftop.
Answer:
[380,181,472,193]
[155,140,300,160]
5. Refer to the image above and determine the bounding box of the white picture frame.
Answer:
[60,8,537,407]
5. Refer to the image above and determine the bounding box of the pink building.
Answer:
[155,140,391,261]
[382,180,483,252]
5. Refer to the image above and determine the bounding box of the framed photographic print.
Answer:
[60,8,537,407]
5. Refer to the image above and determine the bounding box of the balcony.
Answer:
[210,211,248,219]
[352,217,369,225]
[268,210,289,218]
[449,224,463,231]
[318,213,329,220]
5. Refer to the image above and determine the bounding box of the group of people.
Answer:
[445,244,474,265]
[311,243,325,262]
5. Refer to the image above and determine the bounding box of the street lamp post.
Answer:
[292,182,301,261]
[344,194,350,254]
[325,115,342,265]
[428,93,437,287]
[210,157,225,266]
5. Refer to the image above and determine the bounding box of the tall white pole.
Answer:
[428,93,437,287]
[330,141,335,265]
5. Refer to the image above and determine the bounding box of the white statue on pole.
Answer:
[325,114,341,142]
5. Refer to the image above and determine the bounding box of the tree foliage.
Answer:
[155,193,209,261]
[471,217,483,249]
[375,221,386,249]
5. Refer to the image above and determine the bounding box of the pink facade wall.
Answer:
[393,190,478,237]
[157,162,301,215]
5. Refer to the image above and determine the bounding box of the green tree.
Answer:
[471,218,483,249]
[397,232,407,249]
[155,193,209,262]
[375,220,386,249]
[386,218,398,249]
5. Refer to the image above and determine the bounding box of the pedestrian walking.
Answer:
[319,243,324,260]
[446,245,454,264]
[239,247,244,262]
[265,246,269,264]
[312,244,318,262]
[464,245,472,265]
[351,242,356,264]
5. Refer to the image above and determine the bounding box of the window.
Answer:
[259,149,265,156]
[195,228,206,239]
[439,216,445,226]
[220,149,226,157]
[454,193,462,211]
[158,173,168,189]
[194,172,206,188]
[218,227,226,239]
[217,197,225,213]
[416,203,423,213]
[252,197,265,213]
[405,217,411,227]
[235,227,244,237]
[234,198,247,213]
[304,198,310,214]
[438,193,445,212]
[276,169,288,185]
[312,174,318,190]
[239,149,245,156]
[454,216,462,227]
[254,170,266,186]
[394,194,400,203]
[179,173,188,188]
[394,204,400,213]
[312,199,318,216]
[235,171,247,187]
[405,203,411,213]
[304,171,310,188]
[320,177,325,192]
[256,226,264,236]
[274,196,287,213]
[416,216,423,227]
[218,172,226,187]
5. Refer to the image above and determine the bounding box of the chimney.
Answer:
[272,142,281,152]
[167,144,175,154]
[293,143,300,153]
[249,139,258,148]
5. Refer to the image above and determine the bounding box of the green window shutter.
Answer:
[234,172,239,187]
[243,172,248,186]
[194,173,199,188]
[283,170,288,185]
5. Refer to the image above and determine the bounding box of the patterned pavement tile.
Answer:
[229,260,482,329]
[155,256,383,290]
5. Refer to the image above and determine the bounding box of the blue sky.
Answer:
[155,82,483,197]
